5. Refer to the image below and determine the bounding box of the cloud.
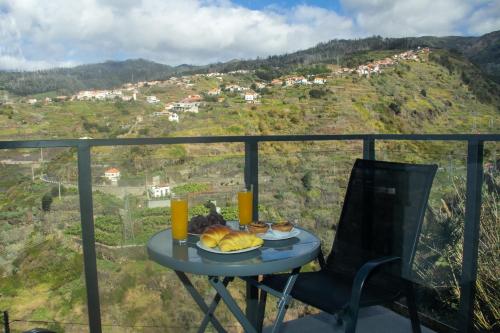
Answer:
[0,0,358,70]
[340,0,472,36]
[0,0,499,71]
[467,1,500,35]
[0,55,78,71]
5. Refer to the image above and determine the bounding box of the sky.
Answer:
[0,0,499,71]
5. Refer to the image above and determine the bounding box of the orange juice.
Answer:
[238,190,253,226]
[171,196,188,242]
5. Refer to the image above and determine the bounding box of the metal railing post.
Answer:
[3,311,10,333]
[77,143,102,333]
[244,139,260,329]
[458,140,484,333]
[363,138,375,160]
[245,139,259,221]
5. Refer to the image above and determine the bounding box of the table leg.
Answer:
[198,277,233,333]
[209,276,258,333]
[256,288,267,332]
[270,267,301,333]
[246,276,260,330]
[175,271,227,333]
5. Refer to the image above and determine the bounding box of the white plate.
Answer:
[259,228,300,241]
[196,241,262,254]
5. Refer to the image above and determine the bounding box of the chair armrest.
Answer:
[343,256,401,333]
[349,256,401,309]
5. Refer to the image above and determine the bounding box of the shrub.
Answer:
[301,171,313,191]
[388,102,401,115]
[309,89,326,99]
[172,183,209,195]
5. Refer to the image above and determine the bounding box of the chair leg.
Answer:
[406,281,422,333]
[344,305,360,333]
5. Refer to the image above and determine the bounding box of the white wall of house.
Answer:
[147,96,160,104]
[168,113,179,122]
[149,185,171,198]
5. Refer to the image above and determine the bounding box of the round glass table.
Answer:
[147,227,321,333]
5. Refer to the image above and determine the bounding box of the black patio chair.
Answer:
[259,159,437,333]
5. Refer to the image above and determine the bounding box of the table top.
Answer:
[147,227,321,277]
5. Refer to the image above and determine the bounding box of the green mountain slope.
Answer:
[1,31,498,96]
[206,31,500,83]
[0,59,199,96]
[1,49,497,142]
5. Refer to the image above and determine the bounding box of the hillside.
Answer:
[214,31,500,82]
[1,48,497,142]
[1,31,498,96]
[0,59,199,96]
[0,48,499,332]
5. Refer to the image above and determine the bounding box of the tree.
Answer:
[309,89,326,99]
[42,193,53,212]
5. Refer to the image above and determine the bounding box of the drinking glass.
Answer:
[238,187,253,229]
[171,194,188,243]
[172,242,188,260]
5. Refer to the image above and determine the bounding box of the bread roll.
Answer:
[200,225,232,248]
[218,231,263,252]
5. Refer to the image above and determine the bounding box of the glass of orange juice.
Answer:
[171,194,188,243]
[238,187,253,229]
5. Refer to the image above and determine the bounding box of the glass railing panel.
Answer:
[259,140,363,249]
[378,140,469,330]
[258,140,363,323]
[90,143,246,332]
[474,141,498,333]
[0,147,88,332]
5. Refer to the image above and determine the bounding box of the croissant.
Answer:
[218,231,263,252]
[200,225,232,248]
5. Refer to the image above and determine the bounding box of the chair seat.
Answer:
[262,271,398,314]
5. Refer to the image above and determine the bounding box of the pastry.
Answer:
[200,225,232,248]
[218,231,263,252]
[271,221,293,232]
[247,221,269,234]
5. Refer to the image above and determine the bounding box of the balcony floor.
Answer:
[264,306,436,333]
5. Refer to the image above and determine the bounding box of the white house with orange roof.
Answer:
[244,90,260,103]
[104,168,121,182]
[313,77,326,84]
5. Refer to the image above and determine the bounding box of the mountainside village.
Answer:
[23,48,430,125]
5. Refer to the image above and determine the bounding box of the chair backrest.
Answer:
[325,159,437,283]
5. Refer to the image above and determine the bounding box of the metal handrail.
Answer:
[0,133,499,148]
[1,133,499,333]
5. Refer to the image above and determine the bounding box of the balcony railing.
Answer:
[1,133,499,333]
